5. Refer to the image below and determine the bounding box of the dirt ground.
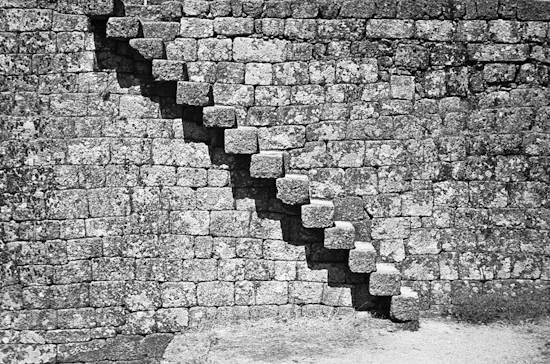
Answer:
[160,313,550,364]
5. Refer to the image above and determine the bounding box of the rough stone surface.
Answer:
[1,2,549,355]
[370,264,402,296]
[276,174,310,205]
[324,221,355,250]
[390,287,420,322]
[250,151,284,179]
[349,242,377,273]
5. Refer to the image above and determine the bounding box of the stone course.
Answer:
[1,0,550,361]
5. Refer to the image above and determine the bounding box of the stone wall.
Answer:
[1,0,550,362]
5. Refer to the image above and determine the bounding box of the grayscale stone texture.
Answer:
[1,0,550,361]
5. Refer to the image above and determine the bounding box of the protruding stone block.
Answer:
[276,174,310,205]
[203,106,236,128]
[129,38,165,60]
[369,263,401,296]
[224,127,258,154]
[301,200,334,228]
[349,241,376,273]
[324,221,355,250]
[152,60,186,81]
[176,81,211,106]
[106,17,140,39]
[250,151,284,179]
[390,287,419,322]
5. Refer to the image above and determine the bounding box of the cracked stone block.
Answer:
[250,151,284,179]
[349,241,376,273]
[276,174,310,205]
[129,38,165,60]
[301,200,334,228]
[224,127,258,154]
[203,106,236,128]
[152,60,186,81]
[106,17,140,39]
[324,221,355,250]
[369,263,401,296]
[176,81,211,106]
[390,287,419,322]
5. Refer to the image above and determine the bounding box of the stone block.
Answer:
[152,60,186,81]
[161,282,197,307]
[258,125,306,150]
[203,106,236,128]
[176,81,211,106]
[390,75,415,100]
[216,62,245,83]
[324,221,355,250]
[250,151,284,178]
[156,308,189,332]
[276,174,310,205]
[348,241,376,273]
[224,127,258,154]
[210,211,251,237]
[390,287,419,321]
[255,281,289,305]
[142,21,180,41]
[255,86,292,106]
[166,38,197,61]
[106,17,140,39]
[180,18,213,38]
[416,20,456,42]
[170,211,210,235]
[198,38,232,61]
[161,1,183,20]
[245,63,273,85]
[214,17,254,35]
[197,281,235,306]
[84,0,115,16]
[369,263,401,296]
[213,83,255,107]
[129,38,165,60]
[301,200,334,228]
[233,38,288,63]
[468,44,529,62]
[365,19,414,39]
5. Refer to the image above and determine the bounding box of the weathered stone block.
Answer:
[142,21,180,41]
[156,308,189,332]
[106,17,140,39]
[365,19,414,39]
[390,75,415,100]
[198,38,232,61]
[84,0,115,16]
[170,211,210,235]
[212,84,254,107]
[245,63,273,85]
[301,200,334,228]
[166,38,197,61]
[468,44,529,62]
[129,38,165,59]
[210,211,251,237]
[161,282,197,307]
[152,60,186,81]
[416,20,456,42]
[197,281,235,306]
[369,263,401,296]
[224,127,258,154]
[216,62,245,83]
[176,81,211,106]
[233,38,288,63]
[390,287,419,321]
[203,106,236,128]
[255,86,292,106]
[258,125,306,150]
[349,241,376,273]
[180,18,213,38]
[250,151,284,178]
[324,221,355,250]
[214,17,254,35]
[276,174,310,205]
[256,281,289,305]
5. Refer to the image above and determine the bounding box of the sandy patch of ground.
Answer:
[161,314,550,364]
